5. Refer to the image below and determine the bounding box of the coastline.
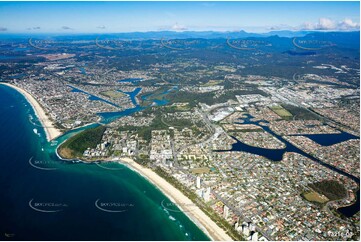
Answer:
[119,157,233,241]
[55,145,233,240]
[17,76,234,240]
[0,82,62,141]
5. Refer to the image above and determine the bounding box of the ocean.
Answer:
[0,84,210,241]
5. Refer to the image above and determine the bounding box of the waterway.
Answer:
[0,84,209,240]
[217,113,360,217]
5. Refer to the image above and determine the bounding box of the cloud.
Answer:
[317,18,336,30]
[299,18,335,30]
[171,23,187,31]
[299,18,359,31]
[0,27,7,31]
[299,22,314,30]
[338,18,360,30]
[97,25,106,29]
[62,26,72,30]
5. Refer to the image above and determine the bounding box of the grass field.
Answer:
[190,167,211,174]
[270,105,293,119]
[100,90,125,98]
[303,191,329,204]
[283,104,325,121]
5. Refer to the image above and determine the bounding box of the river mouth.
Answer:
[0,84,210,241]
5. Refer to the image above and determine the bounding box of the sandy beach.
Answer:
[3,82,231,241]
[120,158,233,241]
[9,76,233,240]
[1,83,62,141]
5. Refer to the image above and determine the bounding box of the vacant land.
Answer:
[190,167,211,174]
[270,105,293,120]
[303,191,329,204]
[283,104,325,121]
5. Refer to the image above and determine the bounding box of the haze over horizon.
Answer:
[0,1,359,34]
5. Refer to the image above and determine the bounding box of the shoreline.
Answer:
[24,78,233,240]
[55,150,233,240]
[1,82,62,141]
[119,157,233,241]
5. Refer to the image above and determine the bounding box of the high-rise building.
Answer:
[196,176,201,189]
[223,205,229,219]
[249,223,256,232]
[203,187,211,202]
[250,231,258,241]
[251,232,258,241]
[242,222,250,237]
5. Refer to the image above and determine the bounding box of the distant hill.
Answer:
[303,31,360,49]
[0,30,359,42]
[266,30,313,37]
[1,30,359,54]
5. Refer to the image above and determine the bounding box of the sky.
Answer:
[0,1,359,33]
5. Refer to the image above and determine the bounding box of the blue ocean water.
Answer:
[0,84,210,241]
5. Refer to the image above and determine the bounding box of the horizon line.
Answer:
[0,29,360,35]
